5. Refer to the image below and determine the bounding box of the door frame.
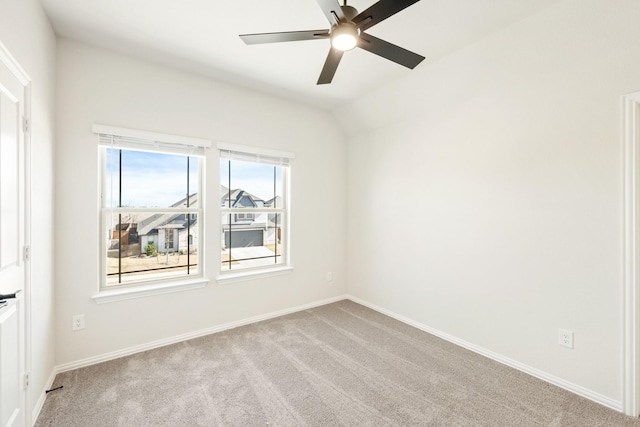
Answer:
[623,91,640,417]
[0,41,32,426]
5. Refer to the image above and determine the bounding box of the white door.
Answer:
[0,47,27,427]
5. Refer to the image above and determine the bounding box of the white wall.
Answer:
[54,39,347,365]
[0,0,57,421]
[339,0,640,405]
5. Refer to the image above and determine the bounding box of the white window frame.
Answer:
[92,124,211,303]
[217,142,294,284]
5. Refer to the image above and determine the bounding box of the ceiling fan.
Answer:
[239,0,425,85]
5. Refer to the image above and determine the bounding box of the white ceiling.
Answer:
[40,0,561,109]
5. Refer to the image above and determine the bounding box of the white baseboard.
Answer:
[346,295,623,413]
[55,294,349,374]
[32,368,57,425]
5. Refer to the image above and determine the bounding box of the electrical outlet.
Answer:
[72,314,85,331]
[326,272,333,282]
[558,328,573,348]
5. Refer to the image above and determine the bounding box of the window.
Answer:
[234,213,255,222]
[95,125,210,291]
[219,143,293,276]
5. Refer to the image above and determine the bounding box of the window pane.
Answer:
[189,156,199,205]
[221,211,283,271]
[220,159,282,209]
[105,148,198,208]
[106,211,199,285]
[220,153,288,274]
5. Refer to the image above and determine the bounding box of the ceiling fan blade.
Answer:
[352,0,420,32]
[317,48,344,85]
[240,30,329,45]
[316,0,346,25]
[357,33,425,69]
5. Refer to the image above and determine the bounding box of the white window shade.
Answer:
[94,124,211,157]
[218,142,294,166]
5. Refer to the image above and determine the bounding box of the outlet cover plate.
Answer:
[558,328,573,348]
[72,314,85,331]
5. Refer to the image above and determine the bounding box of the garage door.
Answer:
[225,229,264,248]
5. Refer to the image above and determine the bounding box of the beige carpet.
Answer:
[36,300,640,426]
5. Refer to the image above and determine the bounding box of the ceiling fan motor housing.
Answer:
[340,5,359,21]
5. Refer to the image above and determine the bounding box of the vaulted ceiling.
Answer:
[40,0,561,109]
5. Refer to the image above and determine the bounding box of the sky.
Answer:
[105,149,283,208]
[220,158,283,202]
[105,149,199,208]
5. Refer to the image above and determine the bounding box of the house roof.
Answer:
[265,195,283,209]
[157,223,185,229]
[170,193,199,209]
[220,189,265,207]
[133,188,273,236]
[136,193,199,236]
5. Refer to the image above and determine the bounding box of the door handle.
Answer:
[0,289,22,301]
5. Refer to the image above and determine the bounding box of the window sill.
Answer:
[216,266,293,285]
[92,277,209,304]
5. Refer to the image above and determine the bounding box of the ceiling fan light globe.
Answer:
[332,34,357,51]
[330,24,358,51]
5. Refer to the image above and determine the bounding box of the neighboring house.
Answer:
[110,187,279,256]
[265,195,283,243]
[221,187,279,249]
[137,193,199,254]
[109,194,199,257]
